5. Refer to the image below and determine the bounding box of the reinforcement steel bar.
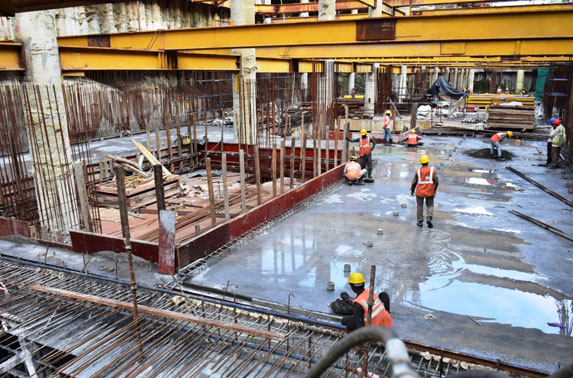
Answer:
[506,166,573,208]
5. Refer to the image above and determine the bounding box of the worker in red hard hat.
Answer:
[548,119,566,169]
[341,272,393,333]
[411,155,439,228]
[406,129,423,147]
[490,131,513,160]
[346,129,377,180]
[344,156,367,185]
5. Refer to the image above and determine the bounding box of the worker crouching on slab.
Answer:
[344,156,367,185]
[405,129,423,147]
[490,131,513,160]
[346,129,376,181]
[341,272,393,339]
[411,155,439,228]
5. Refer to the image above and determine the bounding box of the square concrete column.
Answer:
[364,63,379,114]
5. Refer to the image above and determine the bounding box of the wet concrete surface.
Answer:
[188,135,573,373]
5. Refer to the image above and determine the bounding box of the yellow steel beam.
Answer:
[57,9,573,51]
[178,52,239,70]
[256,57,292,73]
[256,39,573,59]
[59,46,177,70]
[411,4,573,16]
[0,42,25,71]
[255,1,369,14]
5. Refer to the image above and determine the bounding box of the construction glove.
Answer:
[411,191,415,197]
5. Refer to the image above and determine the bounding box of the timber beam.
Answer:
[57,9,573,51]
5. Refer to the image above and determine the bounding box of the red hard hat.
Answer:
[552,119,561,126]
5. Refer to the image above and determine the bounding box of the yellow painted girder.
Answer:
[0,42,25,71]
[412,4,573,17]
[59,46,177,70]
[57,9,573,51]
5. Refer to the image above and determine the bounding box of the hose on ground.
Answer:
[304,326,417,378]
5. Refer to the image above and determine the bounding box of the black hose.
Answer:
[305,326,416,378]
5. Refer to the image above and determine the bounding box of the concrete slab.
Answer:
[187,135,573,373]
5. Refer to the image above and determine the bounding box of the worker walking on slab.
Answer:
[344,156,367,185]
[490,131,513,160]
[548,119,566,169]
[346,129,377,180]
[341,272,393,333]
[383,110,393,145]
[406,129,423,147]
[411,155,439,228]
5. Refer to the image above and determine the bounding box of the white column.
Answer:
[399,65,407,102]
[516,69,525,93]
[348,72,356,95]
[468,69,476,93]
[432,67,439,84]
[364,63,379,114]
[368,0,383,17]
[300,0,309,17]
[232,0,257,144]
[15,10,78,235]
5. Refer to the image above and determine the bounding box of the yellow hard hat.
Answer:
[420,155,430,164]
[411,129,416,133]
[348,272,366,285]
[350,156,357,161]
[385,110,392,115]
[360,129,367,136]
[505,88,509,91]
[507,131,513,137]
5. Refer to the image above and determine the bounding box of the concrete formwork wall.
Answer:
[0,0,230,39]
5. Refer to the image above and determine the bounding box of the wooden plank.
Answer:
[30,285,286,341]
[73,161,92,232]
[154,164,166,212]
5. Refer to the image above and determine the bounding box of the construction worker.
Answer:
[411,155,439,228]
[406,129,423,147]
[351,88,356,99]
[346,129,376,179]
[521,90,527,97]
[341,272,393,332]
[505,88,510,94]
[344,156,367,185]
[548,119,566,169]
[496,87,502,95]
[490,131,513,159]
[383,110,393,145]
[546,118,557,166]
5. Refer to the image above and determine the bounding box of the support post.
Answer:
[334,117,339,167]
[158,209,176,275]
[205,158,217,227]
[290,137,295,190]
[239,149,247,213]
[272,143,277,198]
[280,140,285,194]
[72,161,91,232]
[153,164,165,212]
[222,153,230,222]
[254,146,262,205]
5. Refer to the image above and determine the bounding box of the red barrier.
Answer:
[0,217,30,238]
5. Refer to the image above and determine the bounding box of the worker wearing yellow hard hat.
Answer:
[411,155,439,228]
[346,129,377,182]
[344,156,367,185]
[406,129,423,147]
[383,110,393,145]
[341,272,393,334]
[490,131,513,160]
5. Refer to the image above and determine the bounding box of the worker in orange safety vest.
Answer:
[346,129,377,179]
[344,156,367,185]
[490,131,513,160]
[411,155,439,228]
[341,272,393,333]
[406,129,423,147]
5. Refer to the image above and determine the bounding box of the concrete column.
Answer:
[15,11,77,235]
[399,65,407,102]
[232,0,257,144]
[468,69,476,93]
[368,0,383,17]
[431,67,439,84]
[319,0,336,20]
[300,0,310,17]
[452,68,458,89]
[364,63,379,114]
[516,69,525,93]
[348,72,356,95]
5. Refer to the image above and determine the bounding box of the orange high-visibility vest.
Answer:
[359,136,371,156]
[346,161,362,179]
[415,166,436,197]
[408,134,418,145]
[491,132,506,143]
[353,289,393,328]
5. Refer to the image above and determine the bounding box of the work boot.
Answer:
[417,220,423,227]
[427,216,433,229]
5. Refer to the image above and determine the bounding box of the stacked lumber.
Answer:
[467,94,535,107]
[96,174,180,209]
[487,104,535,130]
